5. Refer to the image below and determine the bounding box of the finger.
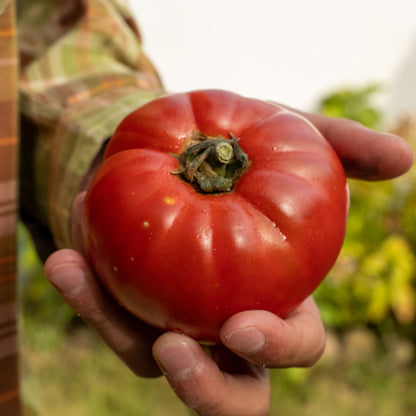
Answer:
[297,112,413,180]
[153,332,270,416]
[44,249,162,377]
[220,297,326,368]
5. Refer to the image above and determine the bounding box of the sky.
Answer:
[131,0,416,117]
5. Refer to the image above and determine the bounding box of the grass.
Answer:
[17,224,416,415]
[20,315,416,416]
[270,355,416,416]
[21,322,188,416]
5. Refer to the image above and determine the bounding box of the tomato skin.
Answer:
[83,90,348,342]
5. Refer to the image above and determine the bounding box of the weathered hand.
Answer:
[44,248,323,416]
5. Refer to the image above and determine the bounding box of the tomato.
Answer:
[83,89,348,342]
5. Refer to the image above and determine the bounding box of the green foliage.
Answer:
[317,84,383,129]
[22,321,416,416]
[315,86,416,336]
[18,222,75,333]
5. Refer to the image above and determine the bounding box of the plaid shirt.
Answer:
[1,1,163,414]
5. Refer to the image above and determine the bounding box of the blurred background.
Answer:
[20,1,416,415]
[132,0,416,119]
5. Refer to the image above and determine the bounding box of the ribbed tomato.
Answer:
[82,90,348,342]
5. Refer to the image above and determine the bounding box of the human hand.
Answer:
[44,247,323,416]
[44,111,413,416]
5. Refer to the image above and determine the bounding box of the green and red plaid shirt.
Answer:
[0,1,163,414]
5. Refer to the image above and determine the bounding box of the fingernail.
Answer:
[46,263,85,295]
[156,340,197,381]
[224,327,266,354]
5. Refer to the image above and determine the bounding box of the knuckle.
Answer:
[76,298,112,331]
[301,329,327,368]
[175,367,270,416]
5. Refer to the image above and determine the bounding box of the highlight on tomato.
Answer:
[82,89,349,342]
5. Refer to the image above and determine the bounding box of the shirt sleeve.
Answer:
[18,0,164,251]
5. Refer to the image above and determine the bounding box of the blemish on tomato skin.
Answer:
[143,221,150,229]
[164,196,177,205]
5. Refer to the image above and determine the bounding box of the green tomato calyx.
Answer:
[173,132,250,193]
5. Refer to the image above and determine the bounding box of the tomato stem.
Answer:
[173,132,250,193]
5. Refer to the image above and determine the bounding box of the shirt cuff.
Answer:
[32,86,162,249]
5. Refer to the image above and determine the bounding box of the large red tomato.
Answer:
[83,89,348,342]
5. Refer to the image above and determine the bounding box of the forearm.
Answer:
[18,0,164,251]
